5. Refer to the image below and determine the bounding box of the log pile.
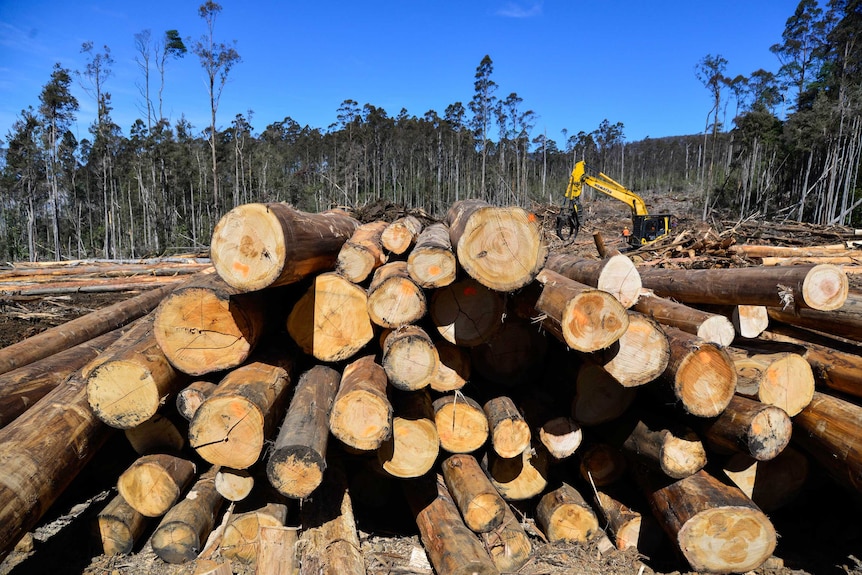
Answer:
[0,200,861,575]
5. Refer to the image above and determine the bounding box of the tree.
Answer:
[193,1,240,215]
[695,53,729,217]
[2,108,43,261]
[157,30,187,122]
[770,0,829,111]
[469,55,497,199]
[38,63,79,260]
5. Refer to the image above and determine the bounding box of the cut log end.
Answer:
[189,397,264,469]
[597,254,643,309]
[674,343,736,418]
[562,291,629,352]
[267,447,326,499]
[677,506,776,573]
[696,315,736,347]
[87,362,162,429]
[211,203,286,291]
[802,264,849,311]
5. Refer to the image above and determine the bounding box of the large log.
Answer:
[729,243,861,258]
[591,311,670,388]
[531,269,629,352]
[152,272,271,376]
[433,393,490,454]
[0,280,177,376]
[429,277,506,347]
[377,389,439,478]
[446,199,547,292]
[287,272,374,362]
[544,252,642,308]
[0,327,124,428]
[633,290,735,346]
[329,355,393,451]
[117,453,197,517]
[381,215,423,255]
[637,263,848,311]
[267,365,340,499]
[97,493,149,555]
[701,394,792,461]
[406,474,499,575]
[220,502,288,563]
[793,391,862,495]
[210,203,358,292]
[86,314,186,429]
[535,482,599,543]
[637,467,777,573]
[381,325,439,391]
[730,349,814,417]
[406,222,457,288]
[366,261,427,328]
[767,291,862,342]
[335,220,389,283]
[441,454,507,533]
[151,466,224,564]
[659,326,736,418]
[0,372,114,561]
[483,395,531,458]
[189,344,295,469]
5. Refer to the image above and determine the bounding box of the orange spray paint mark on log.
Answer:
[233,261,250,277]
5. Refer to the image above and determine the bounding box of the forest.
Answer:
[0,0,860,263]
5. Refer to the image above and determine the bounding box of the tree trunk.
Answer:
[189,345,295,469]
[433,393,489,454]
[124,412,186,456]
[153,272,273,376]
[210,203,358,292]
[85,314,185,429]
[730,349,814,417]
[97,493,149,555]
[0,280,177,376]
[766,292,862,342]
[381,215,423,255]
[221,502,288,563]
[267,365,339,499]
[117,453,197,518]
[329,355,392,451]
[366,261,426,328]
[637,467,776,574]
[638,264,848,311]
[406,474,499,575]
[377,389,439,479]
[215,467,255,502]
[407,222,457,288]
[151,466,224,564]
[446,199,547,292]
[440,454,507,533]
[616,413,707,479]
[535,483,599,543]
[286,272,374,362]
[429,278,505,347]
[176,380,218,422]
[335,220,388,283]
[591,311,670,388]
[545,252,642,308]
[482,443,549,501]
[381,325,439,391]
[483,396,531,459]
[633,291,734,346]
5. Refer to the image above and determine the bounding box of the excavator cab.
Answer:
[630,214,673,246]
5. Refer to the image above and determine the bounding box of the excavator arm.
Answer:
[567,161,650,217]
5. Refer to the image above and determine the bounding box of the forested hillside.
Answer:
[1,0,860,263]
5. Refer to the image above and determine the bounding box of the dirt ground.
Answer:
[1,196,861,575]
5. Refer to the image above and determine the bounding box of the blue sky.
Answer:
[0,1,797,148]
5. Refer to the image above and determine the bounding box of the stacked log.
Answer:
[1,200,859,575]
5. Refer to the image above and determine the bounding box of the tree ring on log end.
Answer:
[674,344,736,417]
[211,203,287,292]
[677,506,776,573]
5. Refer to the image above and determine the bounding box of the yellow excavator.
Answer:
[555,160,673,247]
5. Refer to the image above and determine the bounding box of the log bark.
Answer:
[446,199,547,292]
[377,389,439,478]
[406,474,499,575]
[97,493,148,555]
[479,500,532,573]
[429,340,470,392]
[441,454,507,533]
[407,222,457,288]
[637,263,848,311]
[86,314,186,429]
[381,215,423,255]
[153,273,270,376]
[572,364,637,426]
[210,203,358,292]
[381,325,439,391]
[535,483,599,543]
[215,467,255,502]
[482,443,549,501]
[544,252,642,308]
[366,261,426,328]
[335,220,389,283]
[117,453,197,517]
[433,393,490,454]
[176,380,218,422]
[0,280,177,376]
[267,365,340,499]
[483,396,531,459]
[0,327,124,428]
[0,371,114,561]
[767,291,862,342]
[633,290,735,346]
[616,413,707,479]
[429,277,505,347]
[659,326,736,418]
[329,355,392,451]
[151,466,224,564]
[298,466,365,575]
[532,269,629,352]
[720,447,809,512]
[730,349,815,417]
[221,502,288,563]
[287,272,374,362]
[637,467,777,574]
[189,345,295,469]
[591,311,670,388]
[255,525,299,575]
[729,243,859,258]
[793,391,862,495]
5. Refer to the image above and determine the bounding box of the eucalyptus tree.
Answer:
[193,1,240,215]
[38,64,79,260]
[770,0,830,112]
[469,55,497,200]
[2,108,43,261]
[695,53,729,217]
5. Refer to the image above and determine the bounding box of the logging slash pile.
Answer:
[0,199,861,575]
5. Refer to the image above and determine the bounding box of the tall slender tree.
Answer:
[469,55,497,199]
